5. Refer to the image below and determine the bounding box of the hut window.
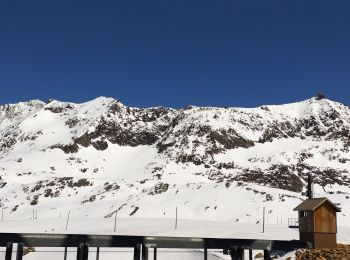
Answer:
[300,211,309,217]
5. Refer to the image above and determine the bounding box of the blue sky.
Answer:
[0,0,349,108]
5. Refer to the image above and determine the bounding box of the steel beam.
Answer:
[64,247,67,260]
[141,245,148,260]
[153,247,157,260]
[263,249,270,260]
[16,243,24,260]
[5,242,13,260]
[134,244,141,260]
[0,232,311,251]
[237,247,244,260]
[248,249,253,260]
[77,243,89,260]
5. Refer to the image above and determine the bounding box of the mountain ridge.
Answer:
[0,96,349,224]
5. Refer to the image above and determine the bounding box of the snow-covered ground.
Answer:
[1,218,349,260]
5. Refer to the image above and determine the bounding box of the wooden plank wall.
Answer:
[299,211,313,232]
[313,202,336,233]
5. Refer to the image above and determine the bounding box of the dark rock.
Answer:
[130,206,139,216]
[209,130,254,149]
[44,106,64,113]
[91,140,108,150]
[50,143,79,153]
[315,93,326,100]
[148,183,169,195]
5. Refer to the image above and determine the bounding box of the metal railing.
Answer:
[0,232,312,260]
[288,218,299,228]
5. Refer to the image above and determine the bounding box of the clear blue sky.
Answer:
[0,0,349,108]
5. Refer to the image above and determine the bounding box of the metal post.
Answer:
[204,247,207,260]
[16,243,24,260]
[77,244,81,260]
[83,244,89,260]
[263,249,270,260]
[237,247,244,260]
[229,247,244,260]
[175,207,178,230]
[65,210,70,231]
[307,173,313,199]
[77,243,89,260]
[134,244,141,260]
[96,247,100,260]
[5,242,13,260]
[64,247,68,260]
[142,245,148,260]
[230,248,237,260]
[114,211,117,232]
[262,206,265,233]
[248,249,253,260]
[153,247,157,260]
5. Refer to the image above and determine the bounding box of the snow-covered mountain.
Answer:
[1,96,350,225]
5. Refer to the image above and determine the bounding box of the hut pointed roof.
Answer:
[293,197,341,212]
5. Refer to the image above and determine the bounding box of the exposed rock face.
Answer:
[0,96,350,222]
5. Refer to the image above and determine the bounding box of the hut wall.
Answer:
[313,202,336,233]
[300,232,314,245]
[314,233,337,248]
[299,211,313,232]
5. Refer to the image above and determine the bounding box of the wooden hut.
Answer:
[293,197,341,248]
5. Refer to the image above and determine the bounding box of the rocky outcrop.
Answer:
[296,244,350,260]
